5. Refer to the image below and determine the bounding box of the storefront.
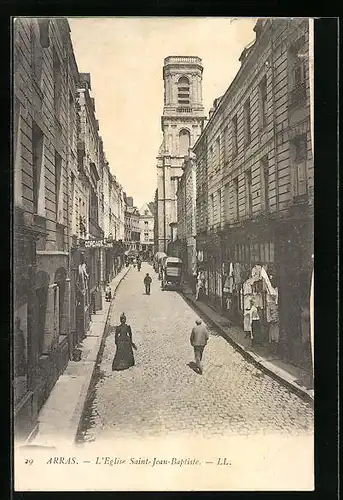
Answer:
[13,209,41,440]
[220,211,313,370]
[275,212,313,370]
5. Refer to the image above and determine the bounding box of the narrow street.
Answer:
[77,262,314,443]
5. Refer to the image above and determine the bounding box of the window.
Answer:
[144,221,148,226]
[294,134,307,162]
[260,156,269,211]
[224,183,230,221]
[54,151,62,220]
[233,177,239,220]
[215,137,221,170]
[224,125,229,164]
[32,122,44,214]
[209,146,214,172]
[232,115,238,158]
[288,38,307,106]
[71,172,75,226]
[217,189,221,224]
[144,210,148,215]
[292,135,308,197]
[53,48,62,119]
[259,76,267,129]
[244,98,251,144]
[210,194,215,227]
[69,91,76,150]
[177,76,190,105]
[144,231,149,241]
[245,169,252,217]
[289,36,306,89]
[179,129,190,156]
[30,23,43,86]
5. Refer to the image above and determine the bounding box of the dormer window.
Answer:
[178,76,190,106]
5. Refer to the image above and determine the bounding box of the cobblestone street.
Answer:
[79,263,314,443]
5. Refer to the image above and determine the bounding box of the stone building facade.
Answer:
[194,18,313,369]
[102,153,126,283]
[13,17,129,440]
[13,18,80,439]
[139,203,155,259]
[175,152,197,279]
[156,56,205,252]
[124,196,141,251]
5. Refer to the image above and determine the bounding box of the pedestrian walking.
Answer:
[105,284,112,302]
[190,318,209,374]
[144,273,152,295]
[112,313,137,371]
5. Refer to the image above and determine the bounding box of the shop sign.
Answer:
[84,239,113,248]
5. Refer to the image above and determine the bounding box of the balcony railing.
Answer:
[164,56,202,65]
[177,107,193,113]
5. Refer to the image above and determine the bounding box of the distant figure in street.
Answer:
[105,284,112,302]
[190,319,209,375]
[144,273,152,295]
[112,313,137,371]
[195,271,204,300]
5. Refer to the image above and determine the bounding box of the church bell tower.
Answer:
[156,56,205,252]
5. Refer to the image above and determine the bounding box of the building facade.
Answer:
[194,18,313,369]
[100,145,126,284]
[156,56,205,252]
[139,203,155,259]
[13,18,80,439]
[13,17,130,441]
[175,151,197,279]
[124,196,141,251]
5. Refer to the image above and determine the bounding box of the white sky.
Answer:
[68,17,257,208]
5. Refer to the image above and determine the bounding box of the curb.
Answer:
[181,291,314,407]
[74,266,132,443]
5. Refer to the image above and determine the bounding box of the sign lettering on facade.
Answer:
[84,239,113,248]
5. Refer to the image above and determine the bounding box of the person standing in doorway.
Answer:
[144,273,152,295]
[190,318,209,374]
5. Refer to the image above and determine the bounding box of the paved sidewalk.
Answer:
[29,265,131,447]
[181,283,314,404]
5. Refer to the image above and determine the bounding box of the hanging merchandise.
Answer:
[261,267,277,296]
[226,297,232,310]
[266,296,278,323]
[244,293,252,312]
[251,265,262,281]
[243,277,253,295]
[252,292,263,309]
[223,275,230,293]
[233,263,242,287]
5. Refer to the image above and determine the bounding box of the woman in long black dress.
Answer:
[112,313,136,371]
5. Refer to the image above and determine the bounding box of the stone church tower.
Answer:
[156,56,205,252]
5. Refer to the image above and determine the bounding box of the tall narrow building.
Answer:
[156,56,205,252]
